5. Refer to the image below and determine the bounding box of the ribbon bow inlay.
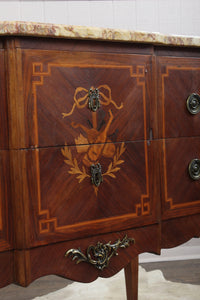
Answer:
[62,85,123,118]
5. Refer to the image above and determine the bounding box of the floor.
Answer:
[0,259,199,300]
[141,259,200,285]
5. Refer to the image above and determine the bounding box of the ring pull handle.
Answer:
[91,163,103,187]
[186,93,200,115]
[188,159,200,180]
[88,88,100,112]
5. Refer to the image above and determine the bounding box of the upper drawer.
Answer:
[14,49,152,149]
[157,56,200,139]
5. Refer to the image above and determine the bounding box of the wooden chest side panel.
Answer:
[0,151,13,252]
[0,50,8,149]
[0,251,14,288]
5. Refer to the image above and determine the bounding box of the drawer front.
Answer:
[13,140,158,248]
[8,47,157,248]
[15,225,159,286]
[161,137,200,219]
[157,56,200,139]
[20,49,151,148]
[0,51,8,149]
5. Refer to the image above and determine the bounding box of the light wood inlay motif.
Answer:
[61,85,125,195]
[32,63,150,234]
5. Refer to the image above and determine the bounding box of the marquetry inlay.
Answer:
[32,62,151,234]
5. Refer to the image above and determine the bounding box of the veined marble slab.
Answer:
[0,21,199,47]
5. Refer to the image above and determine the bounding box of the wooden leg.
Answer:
[124,256,139,300]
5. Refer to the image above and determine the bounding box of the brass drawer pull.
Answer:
[65,235,134,270]
[91,163,103,187]
[188,159,200,180]
[186,93,200,115]
[88,87,100,112]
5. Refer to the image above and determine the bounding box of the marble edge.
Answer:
[0,21,200,47]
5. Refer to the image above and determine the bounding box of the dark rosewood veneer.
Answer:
[0,36,199,299]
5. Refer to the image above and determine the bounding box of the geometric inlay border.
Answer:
[162,65,200,211]
[32,62,151,234]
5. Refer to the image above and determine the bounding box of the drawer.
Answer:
[14,225,160,286]
[161,137,200,219]
[157,56,200,139]
[11,140,158,248]
[11,49,152,149]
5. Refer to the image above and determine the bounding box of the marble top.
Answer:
[0,21,200,47]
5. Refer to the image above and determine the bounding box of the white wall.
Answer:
[0,0,199,36]
[0,0,199,261]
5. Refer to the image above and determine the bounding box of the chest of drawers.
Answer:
[0,22,199,299]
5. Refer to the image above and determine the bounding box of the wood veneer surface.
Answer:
[0,36,199,292]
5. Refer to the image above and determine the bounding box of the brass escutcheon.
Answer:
[186,93,200,115]
[91,163,103,187]
[188,158,200,180]
[88,88,100,112]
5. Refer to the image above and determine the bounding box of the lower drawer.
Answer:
[161,137,200,219]
[11,140,159,248]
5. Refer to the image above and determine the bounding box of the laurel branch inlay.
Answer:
[61,142,126,196]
